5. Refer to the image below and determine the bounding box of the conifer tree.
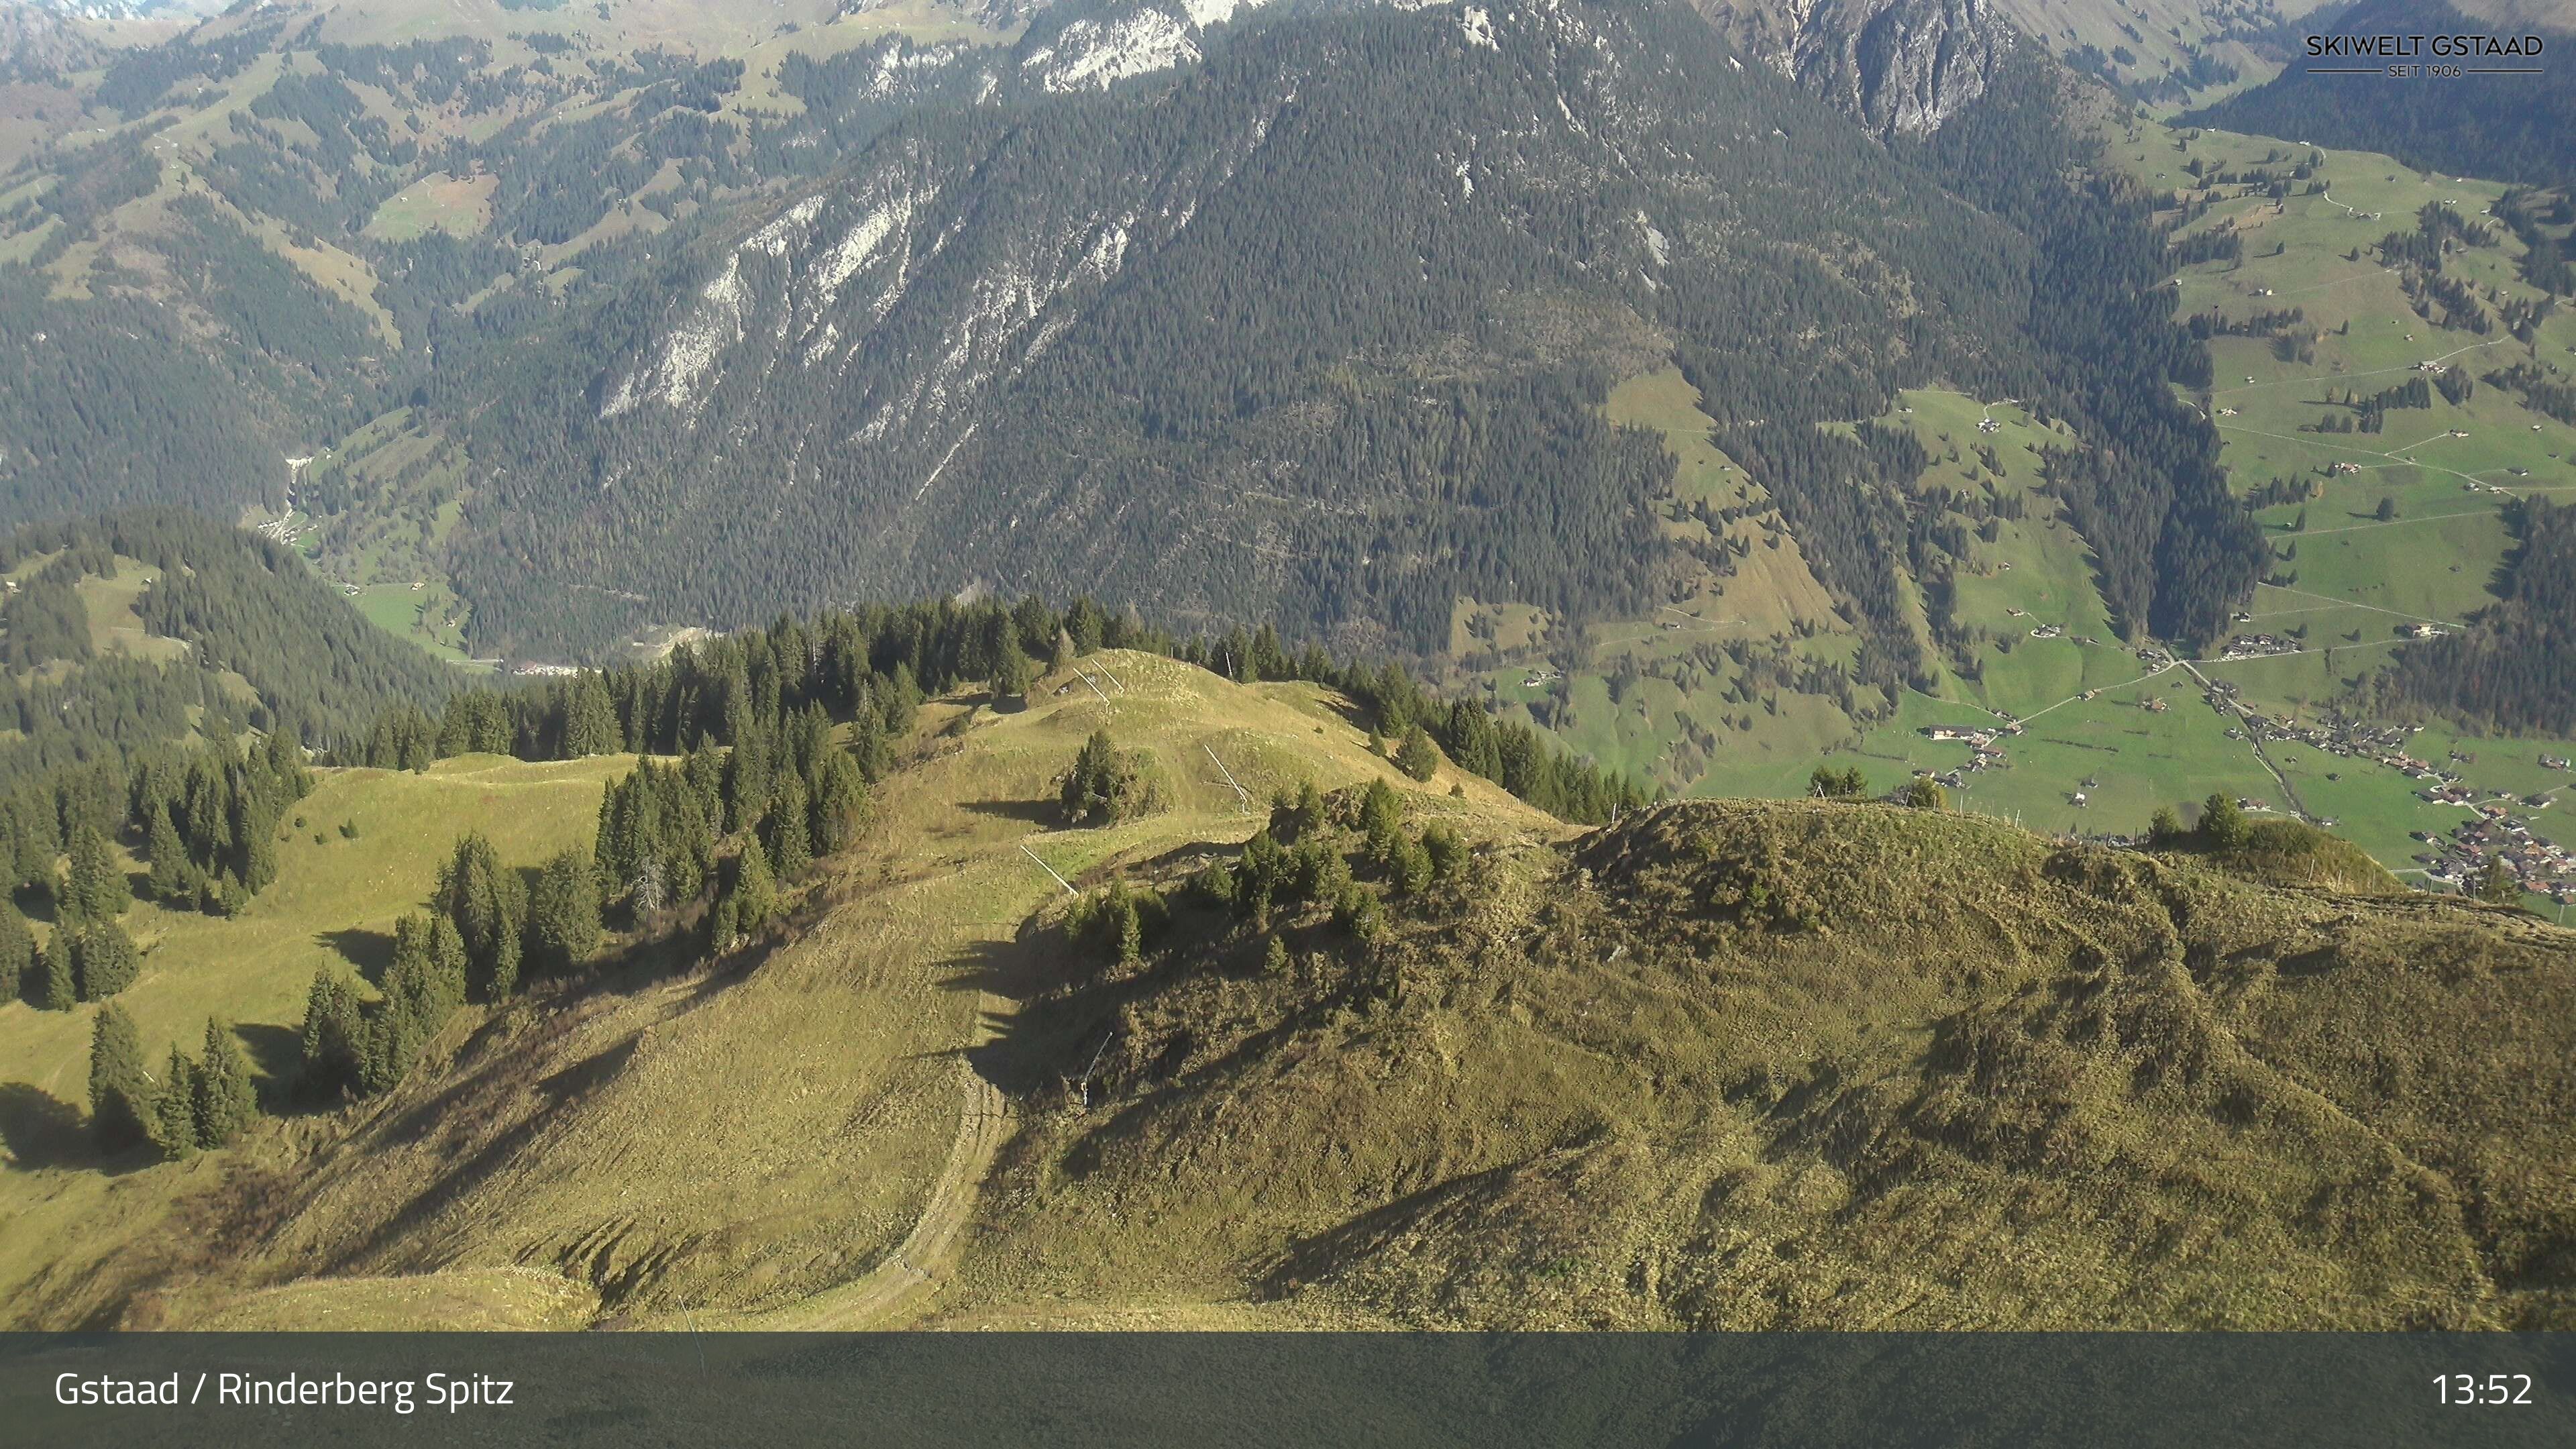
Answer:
[1061,730,1149,826]
[808,751,867,855]
[233,788,279,895]
[2200,792,2249,849]
[64,822,123,924]
[38,932,74,1011]
[594,778,627,886]
[1388,836,1434,896]
[296,968,364,1100]
[88,1003,153,1151]
[1395,725,1440,782]
[1283,780,1323,837]
[665,783,714,904]
[992,646,1035,706]
[883,663,923,733]
[1110,882,1142,965]
[152,1044,199,1158]
[356,912,462,1094]
[429,914,470,1006]
[765,776,812,879]
[1360,779,1404,859]
[684,741,725,825]
[144,800,196,904]
[74,919,138,1000]
[726,843,776,937]
[1421,822,1466,883]
[527,847,603,973]
[564,673,622,757]
[0,900,32,1006]
[849,709,892,782]
[434,833,527,1003]
[191,1018,258,1148]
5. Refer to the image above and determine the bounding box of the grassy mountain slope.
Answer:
[1,649,1546,1328]
[0,750,624,1329]
[6,649,2567,1330]
[947,793,2572,1330]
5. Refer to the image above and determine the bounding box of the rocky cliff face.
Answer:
[0,4,105,83]
[1695,0,2015,136]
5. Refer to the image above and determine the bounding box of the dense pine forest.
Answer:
[0,510,455,768]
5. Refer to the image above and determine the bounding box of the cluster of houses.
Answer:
[2202,682,2438,783]
[2416,810,2576,903]
[2218,633,2303,659]
[255,515,316,548]
[1918,723,2019,788]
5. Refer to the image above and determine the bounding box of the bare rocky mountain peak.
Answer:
[1695,0,2013,135]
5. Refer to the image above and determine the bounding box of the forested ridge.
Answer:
[0,511,455,759]
[350,594,1651,826]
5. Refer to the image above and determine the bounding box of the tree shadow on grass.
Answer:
[0,1081,89,1170]
[236,1022,303,1110]
[319,926,396,985]
[958,798,1059,826]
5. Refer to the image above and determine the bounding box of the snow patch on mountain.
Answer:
[1460,5,1497,47]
